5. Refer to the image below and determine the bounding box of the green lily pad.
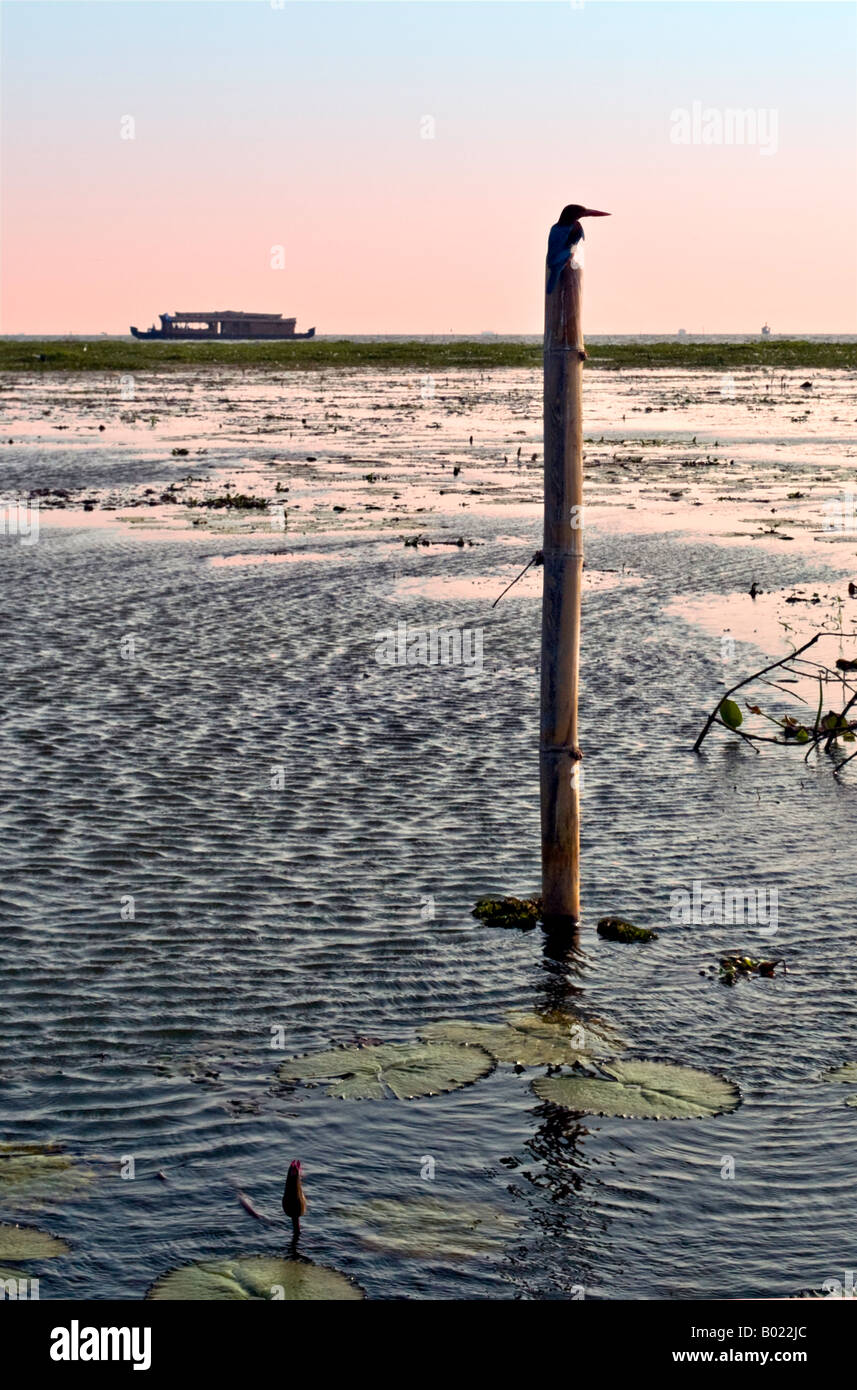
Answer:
[422,1010,625,1068]
[472,895,541,930]
[341,1196,520,1261]
[0,1144,95,1209]
[821,1062,857,1084]
[278,1040,493,1099]
[0,1223,69,1261]
[147,1256,364,1301]
[719,698,743,729]
[597,916,658,943]
[533,1060,740,1119]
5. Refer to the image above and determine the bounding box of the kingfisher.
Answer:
[546,204,610,294]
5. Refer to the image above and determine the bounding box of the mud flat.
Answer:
[3,362,857,553]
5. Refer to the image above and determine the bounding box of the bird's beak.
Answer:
[580,209,610,218]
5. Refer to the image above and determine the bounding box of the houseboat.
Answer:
[130,310,315,340]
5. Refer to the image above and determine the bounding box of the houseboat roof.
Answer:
[172,310,290,320]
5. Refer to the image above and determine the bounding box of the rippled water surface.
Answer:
[1,364,856,1300]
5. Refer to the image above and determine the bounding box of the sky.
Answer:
[1,0,855,334]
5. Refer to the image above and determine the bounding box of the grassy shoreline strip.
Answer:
[0,338,855,373]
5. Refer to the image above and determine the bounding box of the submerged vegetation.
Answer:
[1,338,856,373]
[596,916,658,943]
[472,895,542,930]
[339,1196,520,1261]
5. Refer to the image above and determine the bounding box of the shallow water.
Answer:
[1,365,856,1301]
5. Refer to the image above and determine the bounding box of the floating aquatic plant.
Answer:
[596,916,658,944]
[278,1040,493,1100]
[422,1010,625,1068]
[472,895,541,930]
[0,1143,95,1209]
[340,1195,520,1261]
[719,698,744,730]
[716,954,784,985]
[0,1224,64,1292]
[147,1256,364,1301]
[533,1060,740,1120]
[820,1062,857,1106]
[821,1062,857,1084]
[0,1223,69,1261]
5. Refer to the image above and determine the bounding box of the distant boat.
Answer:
[130,310,315,341]
[761,323,771,337]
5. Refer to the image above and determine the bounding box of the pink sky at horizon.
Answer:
[2,1,855,336]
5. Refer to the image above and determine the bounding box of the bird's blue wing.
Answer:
[546,224,573,294]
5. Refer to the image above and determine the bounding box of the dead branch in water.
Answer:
[491,550,543,608]
[693,631,857,773]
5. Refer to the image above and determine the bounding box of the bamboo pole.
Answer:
[540,248,584,925]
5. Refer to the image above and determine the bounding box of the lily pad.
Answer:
[278,1040,493,1099]
[341,1196,520,1260]
[533,1060,740,1119]
[147,1255,364,1301]
[719,698,743,729]
[422,1010,625,1068]
[0,1223,69,1261]
[472,895,541,930]
[819,1065,857,1106]
[597,916,658,943]
[0,1144,95,1209]
[821,1062,857,1084]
